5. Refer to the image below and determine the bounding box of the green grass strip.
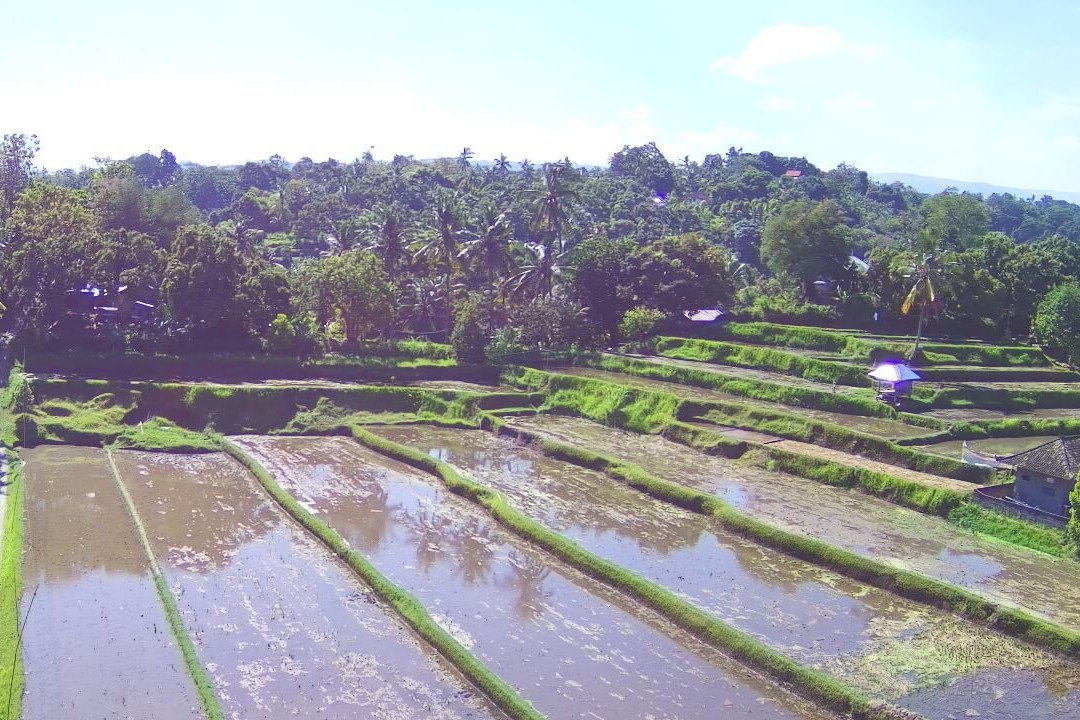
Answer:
[0,452,24,720]
[346,425,913,720]
[105,448,225,720]
[653,336,870,386]
[220,438,543,720]
[489,420,1080,661]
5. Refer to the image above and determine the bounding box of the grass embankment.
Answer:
[709,322,1048,366]
[222,439,543,720]
[654,336,870,386]
[22,344,491,384]
[489,418,1080,659]
[511,366,979,483]
[683,401,990,484]
[570,352,913,418]
[0,452,24,720]
[105,448,224,720]
[345,426,907,720]
[22,379,535,444]
[504,367,1071,557]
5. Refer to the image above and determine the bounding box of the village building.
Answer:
[1007,436,1080,516]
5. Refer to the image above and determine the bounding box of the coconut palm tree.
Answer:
[510,241,569,300]
[367,204,411,275]
[458,203,513,308]
[522,162,579,258]
[415,192,469,321]
[900,253,945,361]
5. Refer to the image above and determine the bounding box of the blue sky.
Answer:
[3,0,1078,192]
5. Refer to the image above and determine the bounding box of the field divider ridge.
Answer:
[345,423,919,720]
[219,437,545,720]
[0,450,24,720]
[482,414,1080,662]
[104,447,225,720]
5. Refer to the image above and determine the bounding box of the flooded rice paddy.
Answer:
[919,436,1060,459]
[501,415,1080,633]
[19,446,202,720]
[232,434,835,720]
[109,449,498,720]
[368,425,1080,716]
[552,365,930,439]
[925,406,1080,422]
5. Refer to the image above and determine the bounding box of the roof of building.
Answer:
[783,169,802,178]
[1007,436,1080,481]
[683,308,724,322]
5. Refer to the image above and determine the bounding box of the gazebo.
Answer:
[867,362,921,406]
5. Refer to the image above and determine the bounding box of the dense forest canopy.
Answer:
[3,132,1080,357]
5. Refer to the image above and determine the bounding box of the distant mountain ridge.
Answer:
[871,172,1080,206]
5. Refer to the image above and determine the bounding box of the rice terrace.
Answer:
[5,9,1080,711]
[2,319,1080,719]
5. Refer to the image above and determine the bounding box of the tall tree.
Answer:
[760,199,852,295]
[523,162,580,262]
[0,133,39,223]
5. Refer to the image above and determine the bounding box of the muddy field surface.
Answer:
[925,407,1080,422]
[111,449,497,720]
[502,415,1080,633]
[919,436,1060,459]
[19,446,201,720]
[551,365,929,439]
[233,434,834,720]
[372,424,1080,714]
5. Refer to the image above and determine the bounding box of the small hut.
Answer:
[867,362,921,406]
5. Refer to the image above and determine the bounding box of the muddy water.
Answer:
[920,436,1060,459]
[503,415,1080,632]
[19,446,201,720]
[110,450,498,720]
[233,435,835,720]
[372,425,1080,714]
[552,365,929,439]
[926,407,1080,422]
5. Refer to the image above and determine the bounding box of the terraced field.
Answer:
[5,326,1080,720]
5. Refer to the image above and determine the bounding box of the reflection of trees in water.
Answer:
[500,549,552,622]
[117,454,279,574]
[337,482,401,554]
[398,502,498,587]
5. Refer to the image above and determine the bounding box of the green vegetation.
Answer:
[345,426,903,720]
[492,422,1080,659]
[503,368,1074,556]
[709,321,1049,366]
[575,352,895,417]
[105,449,225,720]
[0,452,24,720]
[1033,281,1080,366]
[948,504,1072,557]
[222,439,544,720]
[653,336,868,385]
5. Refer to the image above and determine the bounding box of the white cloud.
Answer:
[711,24,876,83]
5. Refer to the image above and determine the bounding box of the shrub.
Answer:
[1033,281,1080,366]
[450,295,489,364]
[266,313,297,354]
[619,307,666,344]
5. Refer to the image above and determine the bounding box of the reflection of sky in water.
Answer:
[896,668,1080,720]
[401,430,898,662]
[235,435,827,720]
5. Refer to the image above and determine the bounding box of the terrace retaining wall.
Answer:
[973,482,1067,528]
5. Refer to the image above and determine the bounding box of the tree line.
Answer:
[2,133,1080,361]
